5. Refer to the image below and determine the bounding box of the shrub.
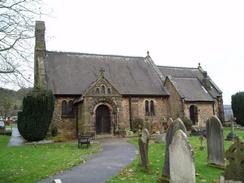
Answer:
[182,116,193,131]
[51,134,65,142]
[131,118,144,133]
[231,92,244,126]
[17,89,55,141]
[125,128,134,136]
[51,126,58,137]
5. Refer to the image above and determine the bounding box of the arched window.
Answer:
[145,100,156,116]
[68,100,74,116]
[101,85,106,94]
[107,87,111,94]
[145,100,149,116]
[95,87,100,94]
[62,100,67,116]
[150,100,155,116]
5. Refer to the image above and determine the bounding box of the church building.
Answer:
[34,21,224,139]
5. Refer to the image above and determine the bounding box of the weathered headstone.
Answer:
[155,133,166,144]
[138,128,150,170]
[226,116,237,141]
[162,118,187,178]
[224,137,244,182]
[206,115,225,167]
[169,130,195,183]
[199,135,205,151]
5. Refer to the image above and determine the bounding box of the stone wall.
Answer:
[77,96,169,134]
[80,96,122,134]
[120,98,130,128]
[164,78,184,119]
[184,102,214,127]
[51,96,77,139]
[125,97,169,132]
[51,95,216,138]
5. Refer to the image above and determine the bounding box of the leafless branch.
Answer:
[0,0,44,88]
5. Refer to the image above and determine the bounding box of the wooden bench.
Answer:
[78,135,91,148]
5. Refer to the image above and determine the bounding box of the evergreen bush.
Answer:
[182,116,193,131]
[17,89,55,141]
[131,118,144,133]
[231,92,244,126]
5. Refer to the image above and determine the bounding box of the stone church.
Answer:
[34,21,224,139]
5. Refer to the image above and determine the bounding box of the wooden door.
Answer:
[96,105,111,134]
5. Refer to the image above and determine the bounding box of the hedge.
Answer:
[231,92,244,126]
[17,89,54,141]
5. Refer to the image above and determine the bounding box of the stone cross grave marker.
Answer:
[162,118,187,178]
[224,137,244,182]
[226,116,237,141]
[138,128,150,170]
[169,130,195,183]
[206,115,225,167]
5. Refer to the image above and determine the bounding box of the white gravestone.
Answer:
[169,130,195,183]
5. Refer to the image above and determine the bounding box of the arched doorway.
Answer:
[189,105,198,125]
[96,105,111,134]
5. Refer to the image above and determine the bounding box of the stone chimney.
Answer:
[34,21,46,89]
[202,71,211,90]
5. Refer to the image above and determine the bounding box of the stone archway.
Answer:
[189,105,198,125]
[95,105,111,134]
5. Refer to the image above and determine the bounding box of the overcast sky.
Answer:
[41,0,244,104]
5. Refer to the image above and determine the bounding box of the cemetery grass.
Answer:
[107,128,244,183]
[0,135,101,183]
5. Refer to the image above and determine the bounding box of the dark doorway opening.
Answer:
[96,105,111,134]
[190,105,198,125]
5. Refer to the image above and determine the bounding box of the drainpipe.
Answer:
[212,102,215,115]
[75,104,79,138]
[129,97,132,129]
[181,98,185,118]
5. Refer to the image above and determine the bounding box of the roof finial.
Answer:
[198,62,201,68]
[99,67,105,78]
[147,51,150,57]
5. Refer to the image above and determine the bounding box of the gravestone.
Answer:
[167,118,174,128]
[199,135,205,151]
[138,128,150,170]
[162,118,187,178]
[226,116,237,141]
[155,133,166,144]
[224,137,244,182]
[169,130,195,183]
[206,116,225,167]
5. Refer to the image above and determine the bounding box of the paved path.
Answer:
[8,127,25,146]
[39,138,137,183]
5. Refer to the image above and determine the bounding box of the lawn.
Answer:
[107,128,244,183]
[0,136,101,183]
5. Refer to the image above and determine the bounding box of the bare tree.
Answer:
[0,0,43,88]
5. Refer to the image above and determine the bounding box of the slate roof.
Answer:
[167,77,214,102]
[158,66,222,100]
[44,51,168,96]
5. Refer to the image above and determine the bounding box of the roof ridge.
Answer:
[157,65,198,69]
[46,50,144,59]
[173,77,198,79]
